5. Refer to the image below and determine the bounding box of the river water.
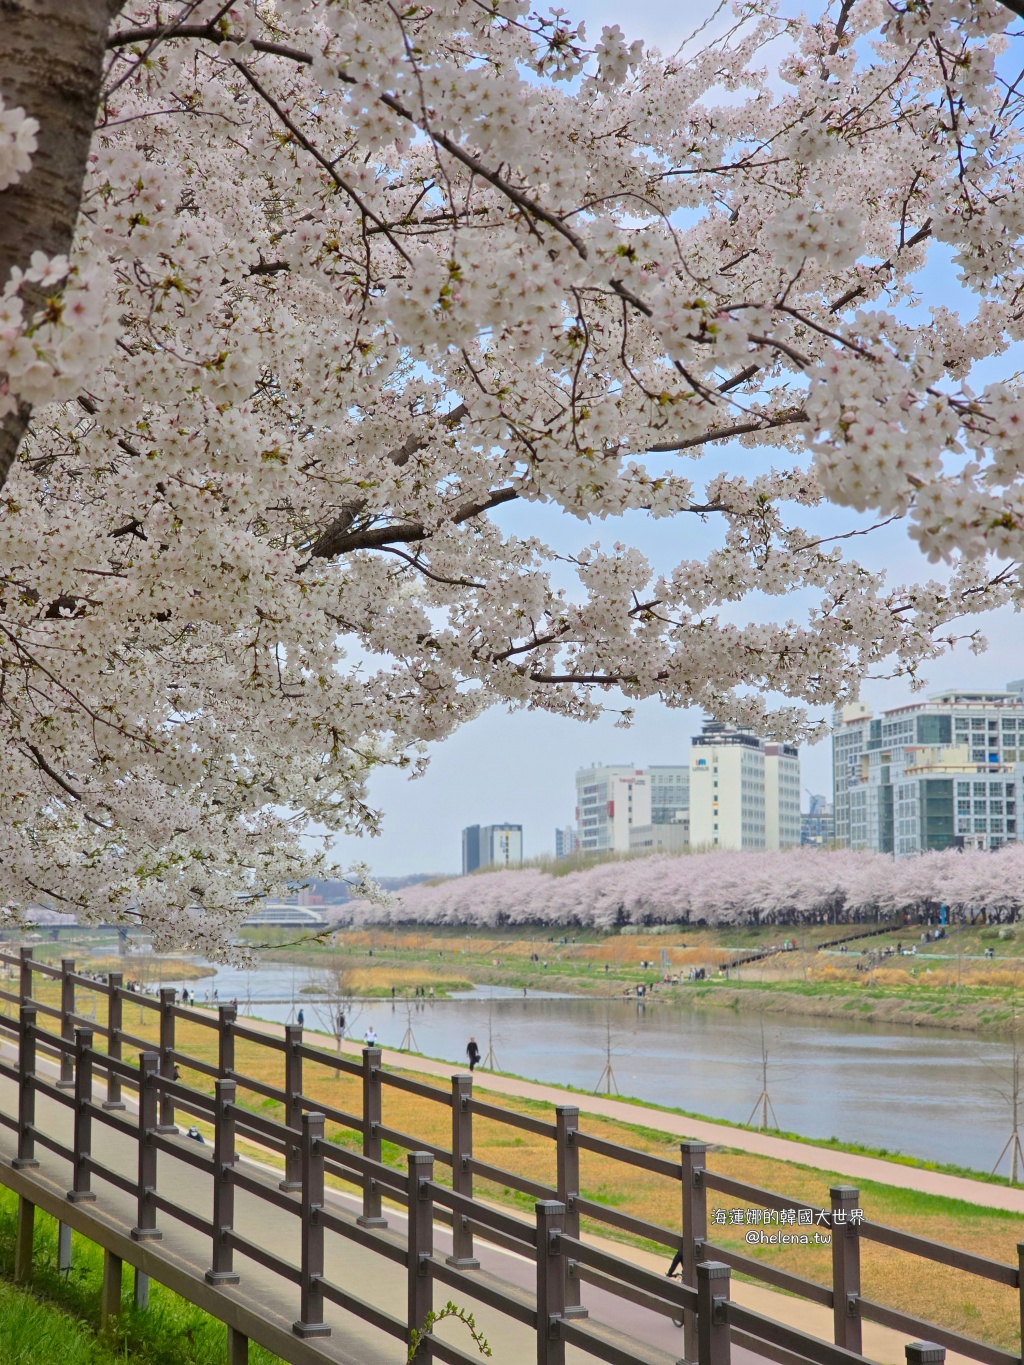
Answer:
[159,960,1013,1175]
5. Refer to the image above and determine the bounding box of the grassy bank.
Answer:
[0,1184,282,1363]
[256,922,1024,1034]
[18,981,1020,1355]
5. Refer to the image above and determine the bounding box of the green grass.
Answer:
[0,1186,283,1364]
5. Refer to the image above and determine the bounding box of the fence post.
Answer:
[13,1004,39,1169]
[206,1079,239,1284]
[555,1105,586,1317]
[447,1074,479,1268]
[131,1052,162,1241]
[830,1184,862,1352]
[696,1261,731,1365]
[156,988,177,1132]
[18,946,33,1006]
[536,1200,566,1365]
[1017,1242,1024,1355]
[293,1112,331,1337]
[57,1221,72,1274]
[14,1196,34,1282]
[680,1140,708,1360]
[407,1151,434,1362]
[358,1046,386,1226]
[218,1003,236,1079]
[101,1249,123,1329]
[227,1326,249,1365]
[103,973,125,1110]
[57,958,75,1089]
[67,1028,96,1203]
[281,1022,304,1192]
[906,1345,945,1365]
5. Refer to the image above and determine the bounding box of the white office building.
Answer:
[689,723,800,851]
[765,743,802,850]
[575,765,651,853]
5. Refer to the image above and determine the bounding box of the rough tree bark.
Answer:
[0,0,125,494]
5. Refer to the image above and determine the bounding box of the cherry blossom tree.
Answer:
[3,0,1024,945]
[348,844,1024,928]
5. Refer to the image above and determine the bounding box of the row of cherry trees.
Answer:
[349,846,1024,929]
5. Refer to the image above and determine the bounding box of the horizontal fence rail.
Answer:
[0,946,1017,1365]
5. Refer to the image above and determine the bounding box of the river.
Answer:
[157,959,1014,1175]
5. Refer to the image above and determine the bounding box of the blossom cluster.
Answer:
[2,0,1024,945]
[0,94,36,192]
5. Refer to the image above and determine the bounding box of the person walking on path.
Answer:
[296,1008,304,1028]
[365,1025,377,1048]
[466,1037,481,1071]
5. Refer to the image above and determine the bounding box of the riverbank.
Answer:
[258,921,1024,1035]
[190,1008,1024,1352]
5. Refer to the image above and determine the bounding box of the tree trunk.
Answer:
[0,0,124,493]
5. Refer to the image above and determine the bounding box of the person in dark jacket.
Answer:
[466,1038,481,1071]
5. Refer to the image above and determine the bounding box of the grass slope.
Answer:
[0,1186,283,1364]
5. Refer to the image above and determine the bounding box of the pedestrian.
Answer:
[297,1008,304,1028]
[337,1010,346,1034]
[466,1037,481,1071]
[365,1025,377,1047]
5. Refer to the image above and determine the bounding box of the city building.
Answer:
[689,722,801,851]
[554,825,579,859]
[462,823,524,874]
[765,742,802,850]
[832,684,1024,855]
[628,818,690,854]
[801,794,836,847]
[649,765,690,825]
[575,764,651,853]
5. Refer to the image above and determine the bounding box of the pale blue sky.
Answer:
[322,0,1024,878]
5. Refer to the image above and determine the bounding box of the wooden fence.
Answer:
[0,947,1017,1365]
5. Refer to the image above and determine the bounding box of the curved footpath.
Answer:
[226,1011,1024,1214]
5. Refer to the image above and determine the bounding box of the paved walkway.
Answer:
[197,1011,997,1365]
[257,1018,1022,1215]
[0,1062,693,1365]
[0,1022,990,1365]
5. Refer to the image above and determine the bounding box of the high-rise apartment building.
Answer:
[575,765,651,853]
[832,684,1024,855]
[689,722,801,851]
[462,823,524,874]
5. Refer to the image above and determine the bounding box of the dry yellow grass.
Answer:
[17,979,1022,1353]
[337,966,472,993]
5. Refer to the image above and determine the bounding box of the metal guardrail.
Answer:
[0,946,1018,1365]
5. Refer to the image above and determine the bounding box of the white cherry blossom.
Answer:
[1,0,1023,945]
